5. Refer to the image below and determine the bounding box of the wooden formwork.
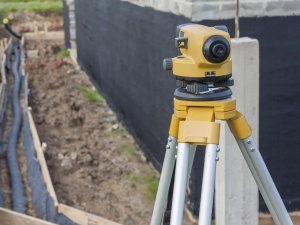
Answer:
[0,38,9,115]
[20,34,122,225]
[27,107,122,225]
[24,24,64,41]
[0,207,57,225]
[0,34,122,224]
[58,204,122,225]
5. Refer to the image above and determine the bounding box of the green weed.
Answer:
[144,175,159,201]
[119,143,135,155]
[129,174,138,183]
[128,173,159,201]
[79,86,103,103]
[58,48,70,57]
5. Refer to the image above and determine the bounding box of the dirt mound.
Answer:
[25,40,159,225]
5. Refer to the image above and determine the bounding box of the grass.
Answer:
[129,174,138,183]
[0,0,62,15]
[58,48,70,58]
[119,143,136,155]
[129,173,159,201]
[0,0,61,2]
[79,85,103,103]
[145,175,159,200]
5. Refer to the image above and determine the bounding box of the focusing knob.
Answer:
[163,58,173,70]
[176,80,187,88]
[186,83,208,93]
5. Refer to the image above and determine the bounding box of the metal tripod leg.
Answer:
[151,136,178,225]
[237,136,293,225]
[187,145,197,188]
[198,144,218,225]
[163,144,196,225]
[170,143,190,225]
[234,137,281,225]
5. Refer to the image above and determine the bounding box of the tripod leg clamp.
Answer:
[227,111,252,139]
[178,121,220,145]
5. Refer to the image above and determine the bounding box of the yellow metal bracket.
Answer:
[227,111,252,139]
[178,107,220,145]
[168,97,252,145]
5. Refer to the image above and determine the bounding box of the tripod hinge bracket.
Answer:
[178,121,220,145]
[227,111,252,139]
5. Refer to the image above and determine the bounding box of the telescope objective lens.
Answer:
[212,44,226,58]
[203,35,230,63]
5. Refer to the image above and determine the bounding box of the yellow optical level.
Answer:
[163,24,232,82]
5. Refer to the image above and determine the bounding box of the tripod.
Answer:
[150,24,293,225]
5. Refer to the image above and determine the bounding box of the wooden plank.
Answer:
[24,31,64,41]
[0,207,57,225]
[0,54,7,113]
[21,36,25,48]
[27,50,39,58]
[58,204,123,225]
[27,110,58,207]
[4,38,11,52]
[69,49,79,67]
[3,38,8,50]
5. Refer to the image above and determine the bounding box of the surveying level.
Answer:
[150,24,293,225]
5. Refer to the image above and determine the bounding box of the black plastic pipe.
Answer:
[7,44,26,213]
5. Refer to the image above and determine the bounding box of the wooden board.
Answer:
[0,208,57,225]
[69,49,79,67]
[0,51,7,115]
[24,31,64,41]
[28,110,58,207]
[58,204,123,225]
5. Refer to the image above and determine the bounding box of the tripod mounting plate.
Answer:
[174,87,232,101]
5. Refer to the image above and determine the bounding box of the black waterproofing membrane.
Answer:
[73,0,300,214]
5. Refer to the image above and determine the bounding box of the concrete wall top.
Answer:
[121,0,300,21]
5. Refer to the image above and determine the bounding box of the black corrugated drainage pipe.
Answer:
[7,44,26,213]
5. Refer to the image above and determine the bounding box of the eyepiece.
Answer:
[203,35,230,63]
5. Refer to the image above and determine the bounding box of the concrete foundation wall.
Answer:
[122,0,300,21]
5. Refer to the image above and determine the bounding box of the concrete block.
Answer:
[239,2,265,17]
[216,38,259,225]
[122,0,300,21]
[191,2,222,21]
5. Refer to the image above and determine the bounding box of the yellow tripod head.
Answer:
[164,24,233,96]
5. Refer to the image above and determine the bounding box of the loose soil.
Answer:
[25,39,160,225]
